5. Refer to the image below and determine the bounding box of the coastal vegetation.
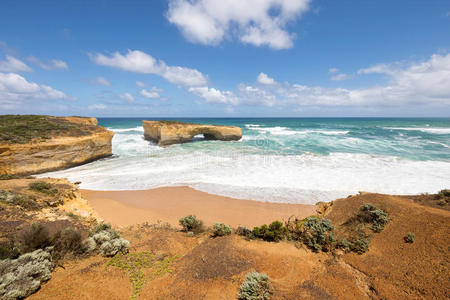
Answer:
[179,215,203,233]
[212,222,232,237]
[238,271,274,300]
[404,232,416,243]
[28,181,58,196]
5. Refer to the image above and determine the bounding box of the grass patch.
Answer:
[107,252,177,300]
[0,190,40,210]
[0,115,99,144]
[0,174,34,180]
[28,181,58,196]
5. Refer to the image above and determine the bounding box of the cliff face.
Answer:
[142,120,242,146]
[0,116,113,175]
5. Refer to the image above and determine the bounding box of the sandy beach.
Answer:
[81,186,316,228]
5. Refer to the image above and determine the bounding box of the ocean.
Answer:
[40,118,450,204]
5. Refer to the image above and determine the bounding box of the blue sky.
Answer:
[0,0,449,117]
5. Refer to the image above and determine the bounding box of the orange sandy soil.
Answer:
[80,186,316,228]
[29,192,450,300]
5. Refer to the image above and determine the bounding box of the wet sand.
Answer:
[81,186,316,228]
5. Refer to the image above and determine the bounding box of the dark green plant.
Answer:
[0,240,20,260]
[350,236,370,254]
[302,217,335,252]
[357,204,388,233]
[404,232,415,243]
[28,181,58,196]
[337,239,351,252]
[238,271,274,300]
[252,221,287,242]
[179,215,203,233]
[236,226,254,239]
[212,223,232,237]
[437,189,450,199]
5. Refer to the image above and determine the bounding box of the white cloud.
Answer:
[120,93,135,103]
[51,59,68,69]
[330,73,351,81]
[328,68,338,73]
[0,72,67,107]
[88,104,107,110]
[27,56,68,70]
[89,77,111,86]
[257,72,275,85]
[188,86,238,104]
[189,53,450,109]
[0,56,32,73]
[166,0,311,49]
[90,50,207,86]
[140,87,162,99]
[136,81,146,87]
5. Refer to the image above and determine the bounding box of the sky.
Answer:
[0,0,450,117]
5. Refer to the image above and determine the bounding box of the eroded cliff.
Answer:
[142,120,242,146]
[0,115,113,175]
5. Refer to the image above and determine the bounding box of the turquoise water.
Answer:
[41,118,450,204]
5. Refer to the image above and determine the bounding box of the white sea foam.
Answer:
[39,150,450,204]
[386,127,450,134]
[246,126,349,136]
[108,126,144,133]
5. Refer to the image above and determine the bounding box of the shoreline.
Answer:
[81,186,317,228]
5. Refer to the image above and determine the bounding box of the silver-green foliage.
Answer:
[212,222,232,237]
[84,223,129,257]
[0,249,54,300]
[238,271,274,300]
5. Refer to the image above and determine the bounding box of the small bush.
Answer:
[404,232,415,243]
[337,239,351,252]
[28,181,58,196]
[87,223,129,257]
[437,189,450,199]
[238,271,274,300]
[179,215,203,233]
[0,240,20,260]
[0,190,40,210]
[253,221,287,242]
[52,227,83,259]
[212,223,232,237]
[19,223,52,253]
[358,204,388,233]
[302,217,335,252]
[350,237,370,254]
[236,226,254,239]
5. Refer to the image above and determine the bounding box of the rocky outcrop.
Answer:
[0,117,113,175]
[143,120,242,146]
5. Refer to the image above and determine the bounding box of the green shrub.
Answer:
[179,215,203,233]
[238,271,274,300]
[28,181,58,196]
[212,223,232,237]
[437,189,450,199]
[350,237,370,254]
[236,226,254,239]
[358,204,388,232]
[252,221,286,242]
[404,232,415,243]
[302,217,335,252]
[0,190,40,210]
[0,240,20,260]
[337,239,351,252]
[19,223,52,253]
